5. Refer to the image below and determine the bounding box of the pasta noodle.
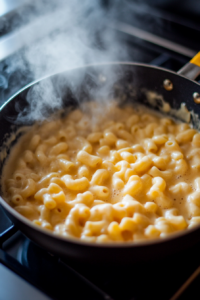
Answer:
[3,101,200,243]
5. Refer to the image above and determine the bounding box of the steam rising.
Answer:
[9,0,131,123]
[19,78,63,122]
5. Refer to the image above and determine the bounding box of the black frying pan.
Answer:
[1,53,200,264]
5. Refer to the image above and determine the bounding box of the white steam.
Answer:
[12,0,131,123]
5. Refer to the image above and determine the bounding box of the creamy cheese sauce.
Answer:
[2,101,200,243]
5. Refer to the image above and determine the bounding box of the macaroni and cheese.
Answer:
[3,101,200,243]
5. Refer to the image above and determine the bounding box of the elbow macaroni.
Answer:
[3,101,200,243]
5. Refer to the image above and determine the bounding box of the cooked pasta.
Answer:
[3,101,200,243]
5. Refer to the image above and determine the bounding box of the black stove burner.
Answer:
[21,239,112,300]
[19,238,200,300]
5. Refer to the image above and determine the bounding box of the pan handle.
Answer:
[178,52,200,80]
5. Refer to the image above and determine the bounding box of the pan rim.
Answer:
[1,61,200,249]
[1,60,200,113]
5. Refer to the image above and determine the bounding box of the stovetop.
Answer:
[0,1,200,300]
[1,205,200,300]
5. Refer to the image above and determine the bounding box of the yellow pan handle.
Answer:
[178,51,200,80]
[190,52,200,67]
